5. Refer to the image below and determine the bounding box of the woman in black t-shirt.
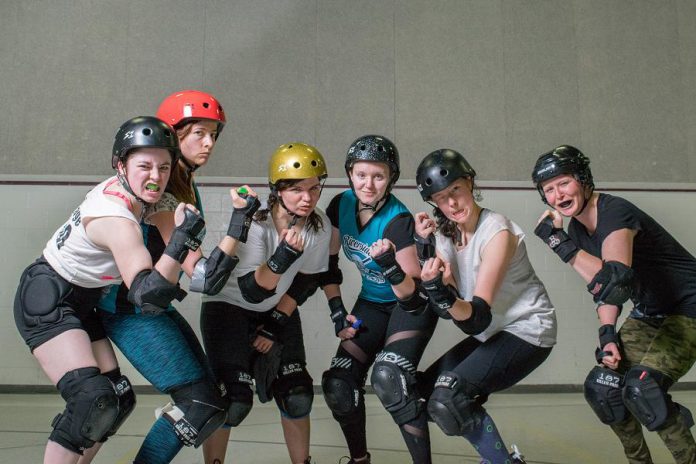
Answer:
[532,145,696,464]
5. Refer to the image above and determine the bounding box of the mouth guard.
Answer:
[145,183,159,192]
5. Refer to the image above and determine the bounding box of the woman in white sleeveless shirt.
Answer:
[13,116,205,464]
[414,149,556,464]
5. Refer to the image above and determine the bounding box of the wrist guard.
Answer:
[164,208,206,263]
[534,216,579,263]
[259,308,290,341]
[372,247,406,286]
[415,233,436,266]
[328,296,350,335]
[598,324,618,349]
[227,195,261,242]
[267,240,303,274]
[422,274,456,319]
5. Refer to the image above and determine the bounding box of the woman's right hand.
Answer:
[230,185,259,209]
[537,209,563,229]
[280,227,305,252]
[174,203,201,226]
[337,314,358,340]
[415,212,436,239]
[421,256,444,281]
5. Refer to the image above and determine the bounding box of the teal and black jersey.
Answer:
[327,190,415,303]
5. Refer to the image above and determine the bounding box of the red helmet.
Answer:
[156,90,226,132]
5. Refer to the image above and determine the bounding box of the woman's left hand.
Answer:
[421,257,444,281]
[369,239,395,258]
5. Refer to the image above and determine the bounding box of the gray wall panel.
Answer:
[395,1,506,179]
[0,1,694,182]
[575,0,686,182]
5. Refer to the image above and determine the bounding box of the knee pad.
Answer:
[623,366,673,431]
[221,371,254,427]
[49,367,120,453]
[273,364,314,419]
[322,362,362,419]
[583,365,627,425]
[427,371,485,436]
[159,380,226,447]
[371,352,421,425]
[18,263,71,327]
[100,369,136,440]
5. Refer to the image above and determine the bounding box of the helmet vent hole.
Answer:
[440,169,448,177]
[378,146,385,152]
[311,160,318,167]
[142,128,152,136]
[360,145,366,151]
[293,162,301,169]
[203,102,210,109]
[288,144,293,148]
[425,178,432,186]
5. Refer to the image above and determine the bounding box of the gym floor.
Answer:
[1,390,694,463]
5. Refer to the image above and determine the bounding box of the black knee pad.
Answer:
[160,380,226,447]
[322,362,362,419]
[100,369,136,441]
[273,364,314,419]
[221,371,254,427]
[623,365,673,431]
[583,365,626,425]
[18,263,71,327]
[49,367,120,454]
[427,371,485,436]
[371,352,421,425]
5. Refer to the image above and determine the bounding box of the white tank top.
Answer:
[43,177,140,288]
[436,209,557,347]
[203,206,332,312]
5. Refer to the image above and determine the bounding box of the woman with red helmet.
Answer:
[93,91,259,464]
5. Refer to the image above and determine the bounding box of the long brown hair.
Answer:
[254,178,324,233]
[165,123,196,204]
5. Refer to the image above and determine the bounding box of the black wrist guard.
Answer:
[328,296,350,335]
[598,324,618,350]
[422,274,456,319]
[259,308,289,341]
[534,216,579,263]
[267,240,303,274]
[227,195,261,242]
[164,208,206,263]
[453,296,492,335]
[372,247,406,286]
[415,233,436,266]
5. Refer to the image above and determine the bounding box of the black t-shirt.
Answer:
[569,194,696,317]
[326,191,415,251]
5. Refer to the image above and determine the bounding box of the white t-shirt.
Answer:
[437,209,557,347]
[43,177,140,288]
[203,207,332,312]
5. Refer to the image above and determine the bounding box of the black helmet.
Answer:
[112,116,181,169]
[416,149,476,201]
[531,145,593,202]
[345,135,400,184]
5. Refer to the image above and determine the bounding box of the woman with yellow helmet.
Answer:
[200,142,331,464]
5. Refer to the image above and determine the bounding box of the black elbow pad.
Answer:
[587,261,634,306]
[237,271,276,304]
[316,254,343,288]
[127,269,186,315]
[286,273,320,306]
[397,279,429,314]
[190,247,239,295]
[453,296,492,335]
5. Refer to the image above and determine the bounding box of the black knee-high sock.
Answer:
[336,402,368,459]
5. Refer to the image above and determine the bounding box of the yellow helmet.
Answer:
[268,142,328,186]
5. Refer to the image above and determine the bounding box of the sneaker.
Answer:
[510,444,526,464]
[339,452,371,464]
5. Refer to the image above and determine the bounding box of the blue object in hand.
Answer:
[352,319,363,330]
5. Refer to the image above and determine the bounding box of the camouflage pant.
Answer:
[610,315,696,464]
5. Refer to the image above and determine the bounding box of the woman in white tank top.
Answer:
[413,149,557,464]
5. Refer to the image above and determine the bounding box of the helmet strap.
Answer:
[179,156,199,174]
[116,168,150,221]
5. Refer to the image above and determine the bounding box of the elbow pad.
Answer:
[587,261,634,306]
[127,269,186,315]
[237,271,276,304]
[286,273,321,306]
[190,247,240,295]
[316,254,343,288]
[453,296,492,335]
[397,279,429,314]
